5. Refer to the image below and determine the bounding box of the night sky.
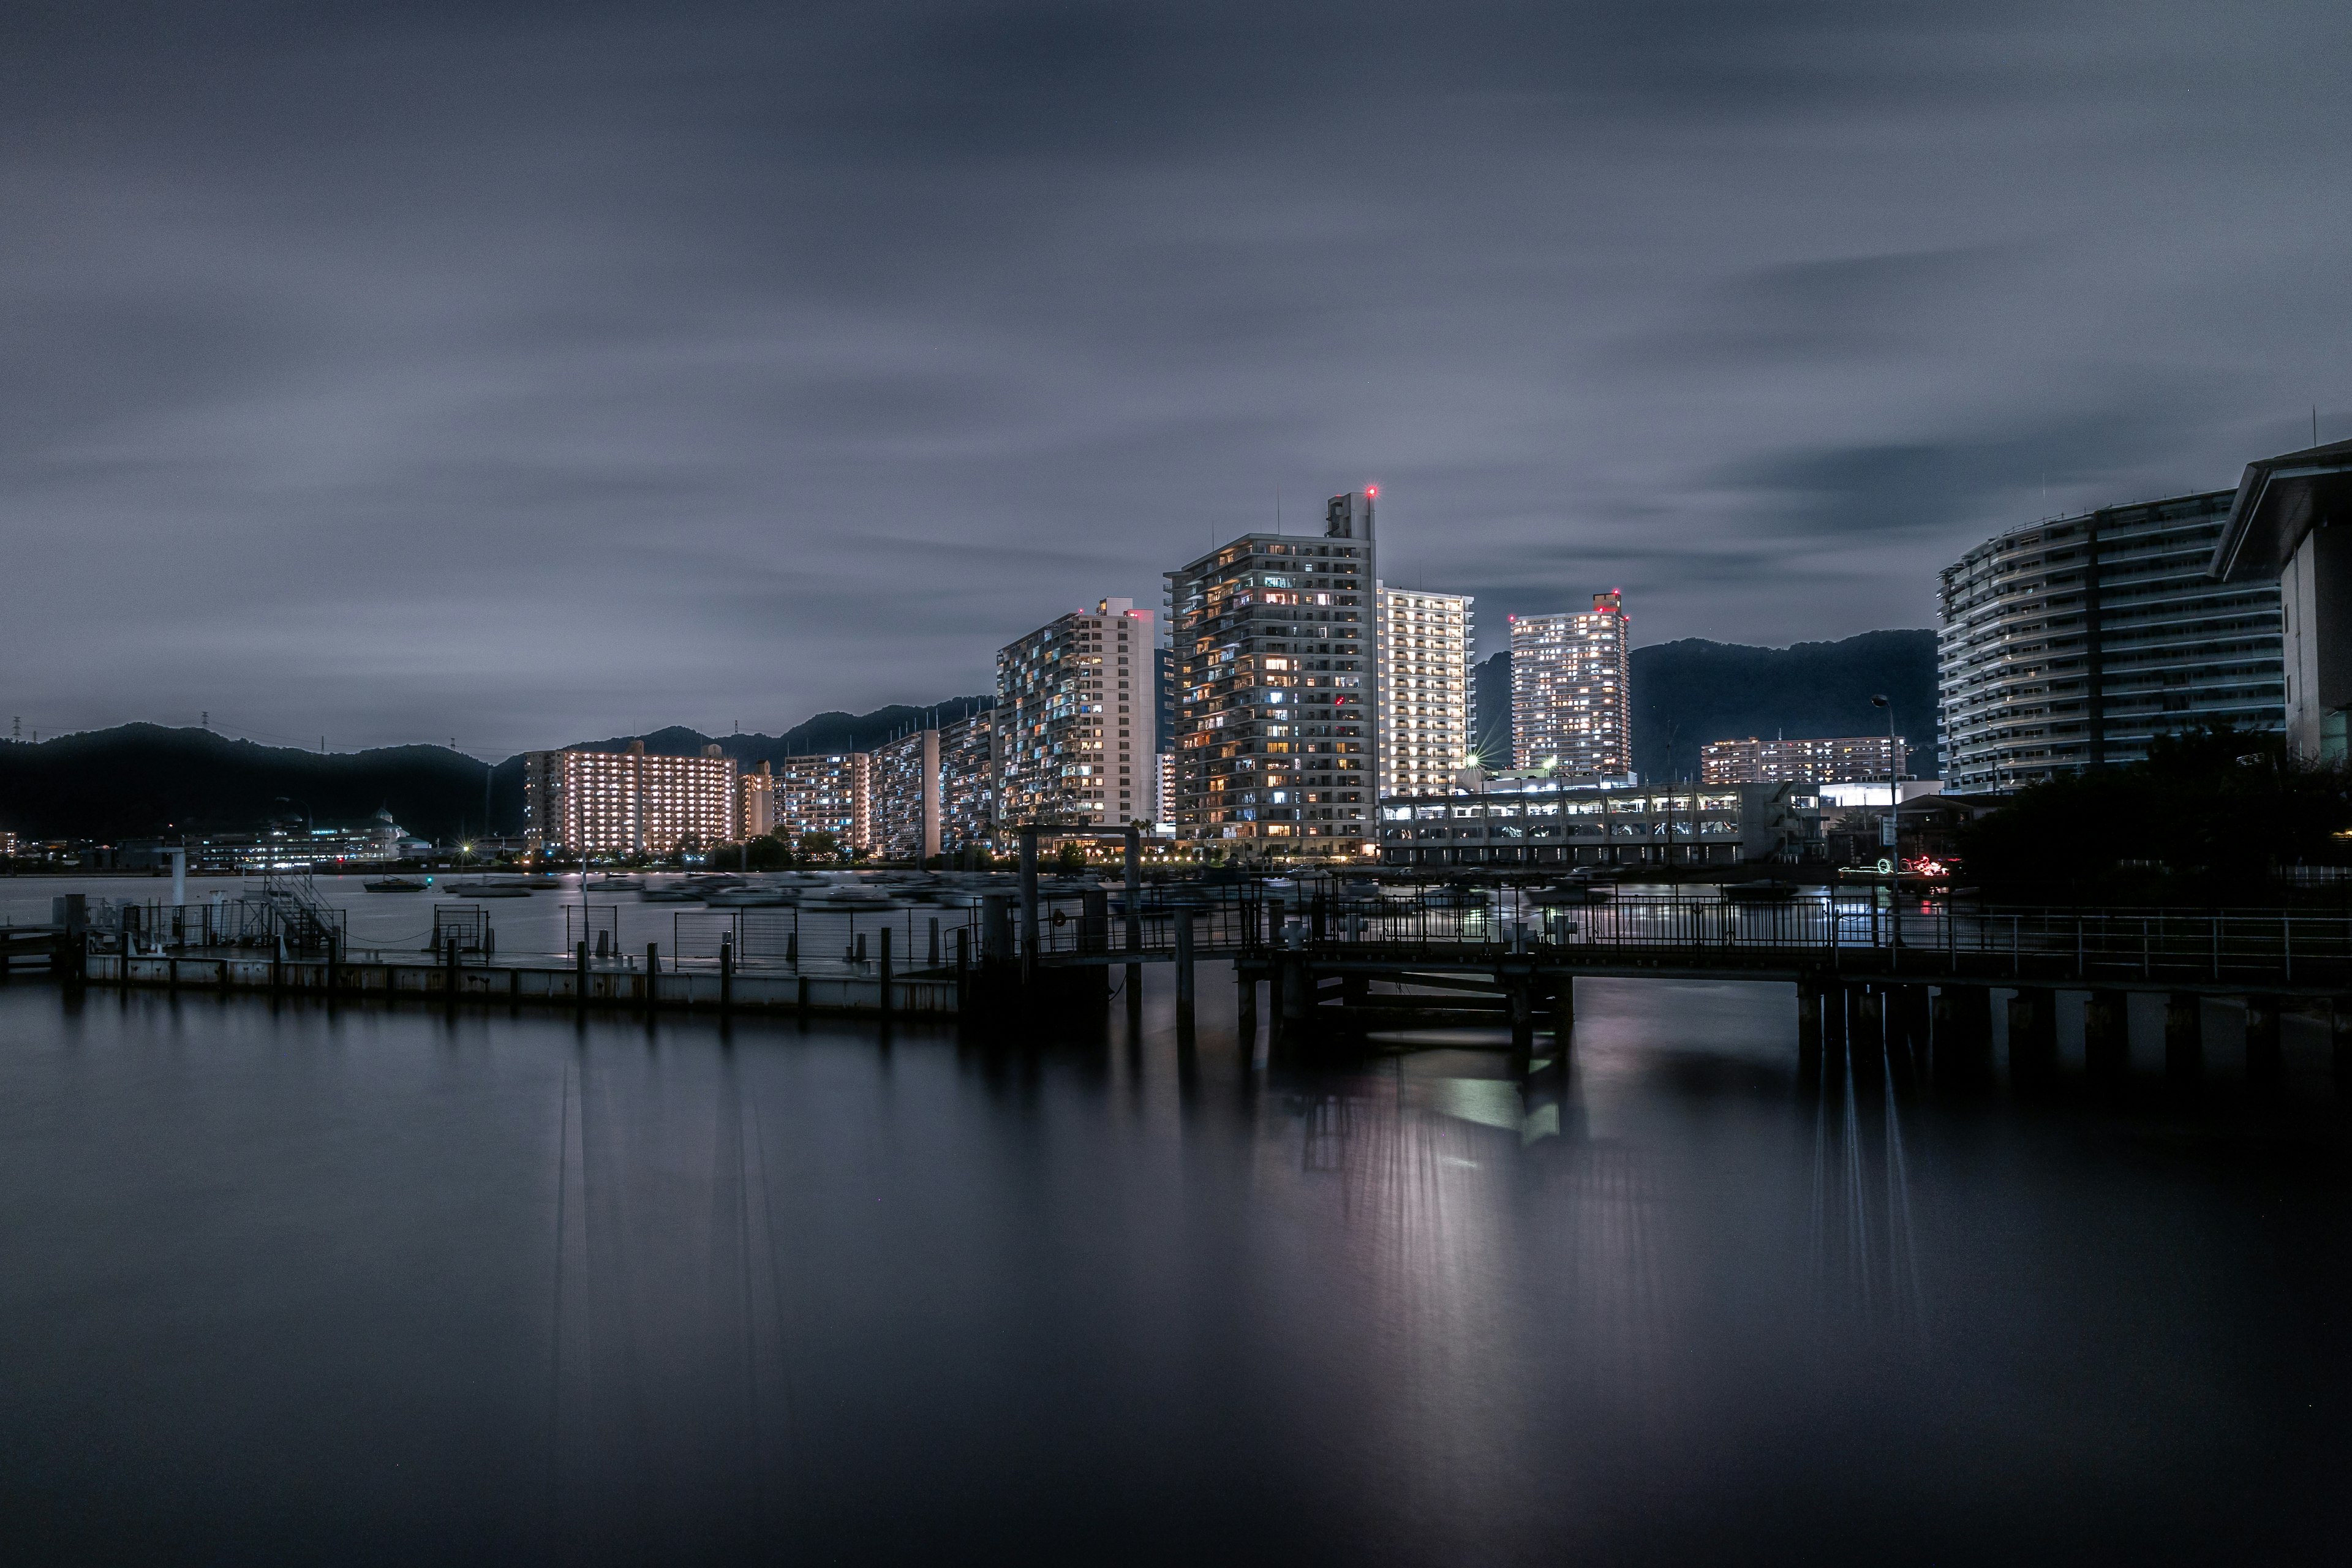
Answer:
[9,2,2349,757]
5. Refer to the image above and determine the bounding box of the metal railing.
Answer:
[1014,886,2352,987]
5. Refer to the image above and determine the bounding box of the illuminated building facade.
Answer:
[771,752,872,851]
[1510,591,1631,775]
[524,741,740,854]
[997,597,1157,830]
[1939,491,2283,791]
[1376,586,1473,796]
[872,728,943,862]
[1376,777,1820,868]
[1700,735,1907,786]
[939,707,998,848]
[739,762,775,838]
[1164,490,1377,851]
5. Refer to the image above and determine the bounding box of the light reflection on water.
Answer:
[0,966,2346,1564]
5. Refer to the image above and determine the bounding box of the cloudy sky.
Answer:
[7,1,2349,756]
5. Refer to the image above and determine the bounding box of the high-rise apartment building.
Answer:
[1164,490,1377,850]
[997,597,1158,829]
[1701,736,1907,785]
[939,707,997,848]
[1509,591,1632,775]
[1376,586,1473,796]
[524,741,740,855]
[770,753,872,851]
[2209,437,2352,760]
[871,728,943,862]
[739,761,775,837]
[1939,491,2283,791]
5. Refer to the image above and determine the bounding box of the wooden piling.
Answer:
[2009,986,2057,1087]
[1932,985,1994,1087]
[2165,992,2203,1082]
[1174,908,1196,1043]
[2244,995,2282,1089]
[2084,989,2128,1085]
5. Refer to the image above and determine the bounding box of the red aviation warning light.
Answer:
[1366,485,1378,497]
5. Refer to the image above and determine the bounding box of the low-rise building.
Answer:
[1700,735,1908,785]
[1377,778,1819,869]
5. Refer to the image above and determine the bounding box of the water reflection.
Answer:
[0,973,2345,1563]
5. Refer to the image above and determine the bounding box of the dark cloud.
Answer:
[3,1,2350,753]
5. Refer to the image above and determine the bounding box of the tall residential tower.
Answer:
[1939,492,2283,791]
[1166,490,1377,851]
[1509,591,1632,776]
[996,598,1157,829]
[1376,586,1473,796]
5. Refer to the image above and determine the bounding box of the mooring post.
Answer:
[2165,992,2204,1084]
[1822,971,1848,1072]
[2084,989,2128,1085]
[955,925,971,1017]
[1852,983,1886,1078]
[1553,974,1575,1042]
[1123,823,1143,1005]
[646,941,660,977]
[1019,824,1041,994]
[1237,962,1257,1049]
[877,926,892,1019]
[1507,975,1535,1061]
[2009,986,2057,1088]
[575,939,588,1003]
[1931,985,1992,1087]
[1796,973,1823,1076]
[2244,995,2282,1089]
[928,916,940,968]
[720,934,734,1016]
[1174,907,1196,1042]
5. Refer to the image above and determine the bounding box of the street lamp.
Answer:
[1870,695,1897,872]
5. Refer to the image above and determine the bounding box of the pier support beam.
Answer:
[1236,967,1257,1052]
[2084,989,2129,1087]
[1887,984,1929,1090]
[1796,975,1823,1085]
[2244,996,2283,1090]
[1174,908,1196,1046]
[2008,987,2057,1088]
[1124,825,1143,1017]
[2165,992,2204,1084]
[1552,975,1575,1046]
[1932,986,1994,1088]
[1821,973,1848,1074]
[1850,984,1885,1079]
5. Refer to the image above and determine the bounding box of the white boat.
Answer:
[444,882,532,899]
[818,884,894,905]
[704,888,794,907]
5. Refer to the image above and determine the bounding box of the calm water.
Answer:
[2,947,2349,1561]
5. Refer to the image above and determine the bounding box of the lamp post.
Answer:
[1870,692,1899,870]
